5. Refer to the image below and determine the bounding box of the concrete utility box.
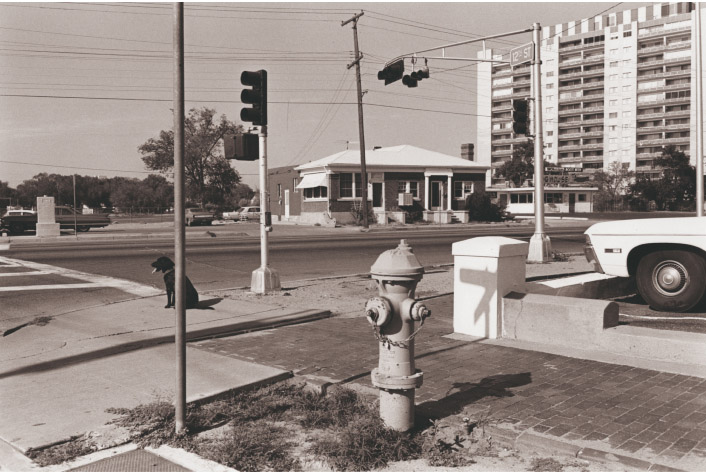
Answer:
[452,237,528,338]
[36,196,60,237]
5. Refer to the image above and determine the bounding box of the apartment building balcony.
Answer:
[637,136,689,146]
[582,154,604,162]
[581,105,604,113]
[558,131,583,139]
[492,102,513,111]
[559,82,585,91]
[581,143,604,150]
[558,143,582,151]
[491,151,513,160]
[636,151,663,159]
[492,68,512,78]
[638,58,666,69]
[558,107,583,116]
[639,24,691,40]
[581,130,604,138]
[557,70,583,80]
[582,54,605,65]
[512,78,531,87]
[492,136,528,145]
[582,67,605,78]
[581,118,604,126]
[558,155,584,163]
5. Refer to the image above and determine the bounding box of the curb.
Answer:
[488,425,691,472]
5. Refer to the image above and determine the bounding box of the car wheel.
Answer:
[636,250,706,312]
[77,225,90,232]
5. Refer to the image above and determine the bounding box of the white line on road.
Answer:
[0,270,53,277]
[0,256,161,297]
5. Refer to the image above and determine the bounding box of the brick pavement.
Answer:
[192,294,706,471]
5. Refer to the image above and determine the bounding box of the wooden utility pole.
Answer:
[342,11,369,229]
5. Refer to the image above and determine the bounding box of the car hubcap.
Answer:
[652,260,688,296]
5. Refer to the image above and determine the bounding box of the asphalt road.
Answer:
[2,221,704,334]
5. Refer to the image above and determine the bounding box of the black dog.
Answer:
[151,256,199,309]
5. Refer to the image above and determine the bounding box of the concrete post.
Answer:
[35,196,60,237]
[452,237,528,338]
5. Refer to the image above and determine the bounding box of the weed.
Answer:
[529,457,565,472]
[26,438,94,467]
[196,421,301,472]
[551,251,571,262]
[421,419,475,468]
[311,413,421,471]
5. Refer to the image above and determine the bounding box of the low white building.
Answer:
[487,186,598,214]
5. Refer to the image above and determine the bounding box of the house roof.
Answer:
[294,145,489,172]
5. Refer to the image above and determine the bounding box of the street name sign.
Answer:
[510,42,534,67]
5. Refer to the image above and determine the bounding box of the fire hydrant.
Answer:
[365,239,431,431]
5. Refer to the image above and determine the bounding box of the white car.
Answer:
[584,217,706,312]
[4,209,36,216]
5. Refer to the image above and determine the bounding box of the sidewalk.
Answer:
[2,258,705,471]
[191,293,706,471]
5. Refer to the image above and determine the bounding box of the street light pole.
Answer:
[172,1,187,435]
[695,4,704,217]
[528,22,552,262]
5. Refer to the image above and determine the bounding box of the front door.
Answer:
[431,181,442,210]
[569,193,575,213]
[372,182,383,209]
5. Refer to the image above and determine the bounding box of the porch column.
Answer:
[424,175,430,210]
[447,175,452,211]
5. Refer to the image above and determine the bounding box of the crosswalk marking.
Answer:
[0,256,161,297]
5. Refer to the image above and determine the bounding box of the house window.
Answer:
[304,186,327,200]
[277,184,282,198]
[510,193,533,204]
[397,181,419,198]
[453,181,474,199]
[578,193,587,202]
[339,173,362,198]
[544,193,563,204]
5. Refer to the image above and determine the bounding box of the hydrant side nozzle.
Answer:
[410,302,431,321]
[365,297,392,327]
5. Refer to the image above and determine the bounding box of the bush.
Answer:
[350,201,376,226]
[466,192,507,222]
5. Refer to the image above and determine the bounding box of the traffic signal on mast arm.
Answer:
[240,70,267,126]
[512,98,529,135]
[377,58,404,85]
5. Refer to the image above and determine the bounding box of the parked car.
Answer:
[221,209,242,221]
[185,208,216,226]
[0,206,110,234]
[584,217,706,312]
[238,206,260,221]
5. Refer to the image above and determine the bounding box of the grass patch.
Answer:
[29,382,499,470]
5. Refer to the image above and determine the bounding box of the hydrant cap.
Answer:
[370,239,424,279]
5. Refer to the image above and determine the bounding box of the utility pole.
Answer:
[342,11,369,229]
[527,22,552,262]
[695,4,704,217]
[172,1,187,435]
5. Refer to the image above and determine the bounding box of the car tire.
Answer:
[636,250,706,312]
[77,225,90,232]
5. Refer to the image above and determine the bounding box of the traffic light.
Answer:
[223,133,259,161]
[377,58,404,85]
[402,74,418,87]
[240,70,267,126]
[410,67,429,81]
[512,98,529,135]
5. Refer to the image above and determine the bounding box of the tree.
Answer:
[592,161,634,212]
[494,142,534,188]
[0,181,18,209]
[139,107,243,205]
[629,145,695,211]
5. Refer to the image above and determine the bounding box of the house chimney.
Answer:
[461,143,474,161]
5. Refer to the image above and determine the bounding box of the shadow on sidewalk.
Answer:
[417,372,532,419]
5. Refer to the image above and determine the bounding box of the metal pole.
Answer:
[172,2,187,435]
[72,174,77,236]
[250,125,280,293]
[343,11,369,229]
[528,22,552,262]
[696,3,704,216]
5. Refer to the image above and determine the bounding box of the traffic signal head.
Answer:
[410,67,430,81]
[377,59,404,85]
[512,98,529,135]
[223,133,259,161]
[240,70,267,126]
[402,74,418,88]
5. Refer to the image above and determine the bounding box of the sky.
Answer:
[0,1,647,191]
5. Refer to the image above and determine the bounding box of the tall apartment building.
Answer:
[477,2,702,186]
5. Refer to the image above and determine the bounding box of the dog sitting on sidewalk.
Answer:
[150,256,199,309]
